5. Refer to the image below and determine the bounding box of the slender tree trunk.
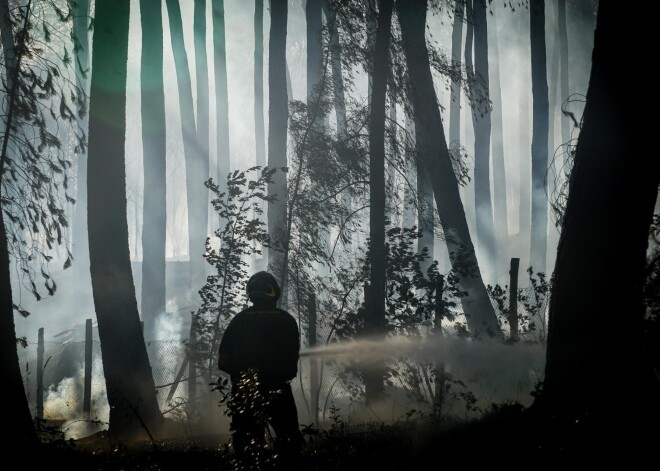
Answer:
[546,0,561,269]
[417,130,434,276]
[449,0,464,147]
[529,0,549,274]
[88,0,163,440]
[538,0,659,445]
[364,0,377,98]
[254,0,265,167]
[398,0,501,339]
[193,0,210,290]
[307,0,323,124]
[558,0,569,149]
[72,0,90,280]
[165,0,205,298]
[366,0,394,404]
[140,0,167,342]
[324,0,346,138]
[253,0,266,271]
[488,9,508,277]
[470,0,497,280]
[517,8,531,268]
[267,0,288,289]
[307,0,331,258]
[213,0,230,217]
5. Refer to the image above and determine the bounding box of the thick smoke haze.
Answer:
[9,0,598,433]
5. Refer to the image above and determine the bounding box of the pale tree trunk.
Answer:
[398,0,502,339]
[558,0,569,149]
[164,0,203,294]
[88,0,164,440]
[488,8,508,279]
[254,0,265,167]
[193,0,210,289]
[529,0,549,274]
[449,0,464,147]
[307,0,323,125]
[364,0,377,98]
[324,0,347,138]
[0,0,39,448]
[267,0,289,291]
[213,0,230,221]
[72,0,91,283]
[538,1,658,450]
[140,0,167,341]
[469,0,497,281]
[516,8,531,269]
[253,0,266,271]
[546,0,560,270]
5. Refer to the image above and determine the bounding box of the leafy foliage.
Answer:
[1,0,86,314]
[192,167,274,390]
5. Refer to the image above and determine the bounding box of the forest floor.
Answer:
[26,403,652,469]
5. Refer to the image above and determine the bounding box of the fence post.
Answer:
[188,319,197,417]
[509,258,520,342]
[433,276,446,413]
[37,327,44,420]
[83,319,93,418]
[308,291,319,427]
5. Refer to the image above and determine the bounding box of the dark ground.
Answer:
[24,404,653,469]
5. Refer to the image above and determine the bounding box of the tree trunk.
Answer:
[448,0,464,147]
[0,8,38,445]
[529,0,549,274]
[165,0,206,298]
[417,136,434,276]
[140,0,167,342]
[488,9,508,277]
[324,0,347,138]
[398,0,501,339]
[538,0,659,444]
[516,8,531,268]
[557,0,569,150]
[1,0,39,449]
[87,0,163,440]
[72,0,91,281]
[366,0,393,404]
[193,0,210,291]
[254,0,265,168]
[306,0,323,123]
[267,0,288,288]
[469,0,497,281]
[213,0,230,220]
